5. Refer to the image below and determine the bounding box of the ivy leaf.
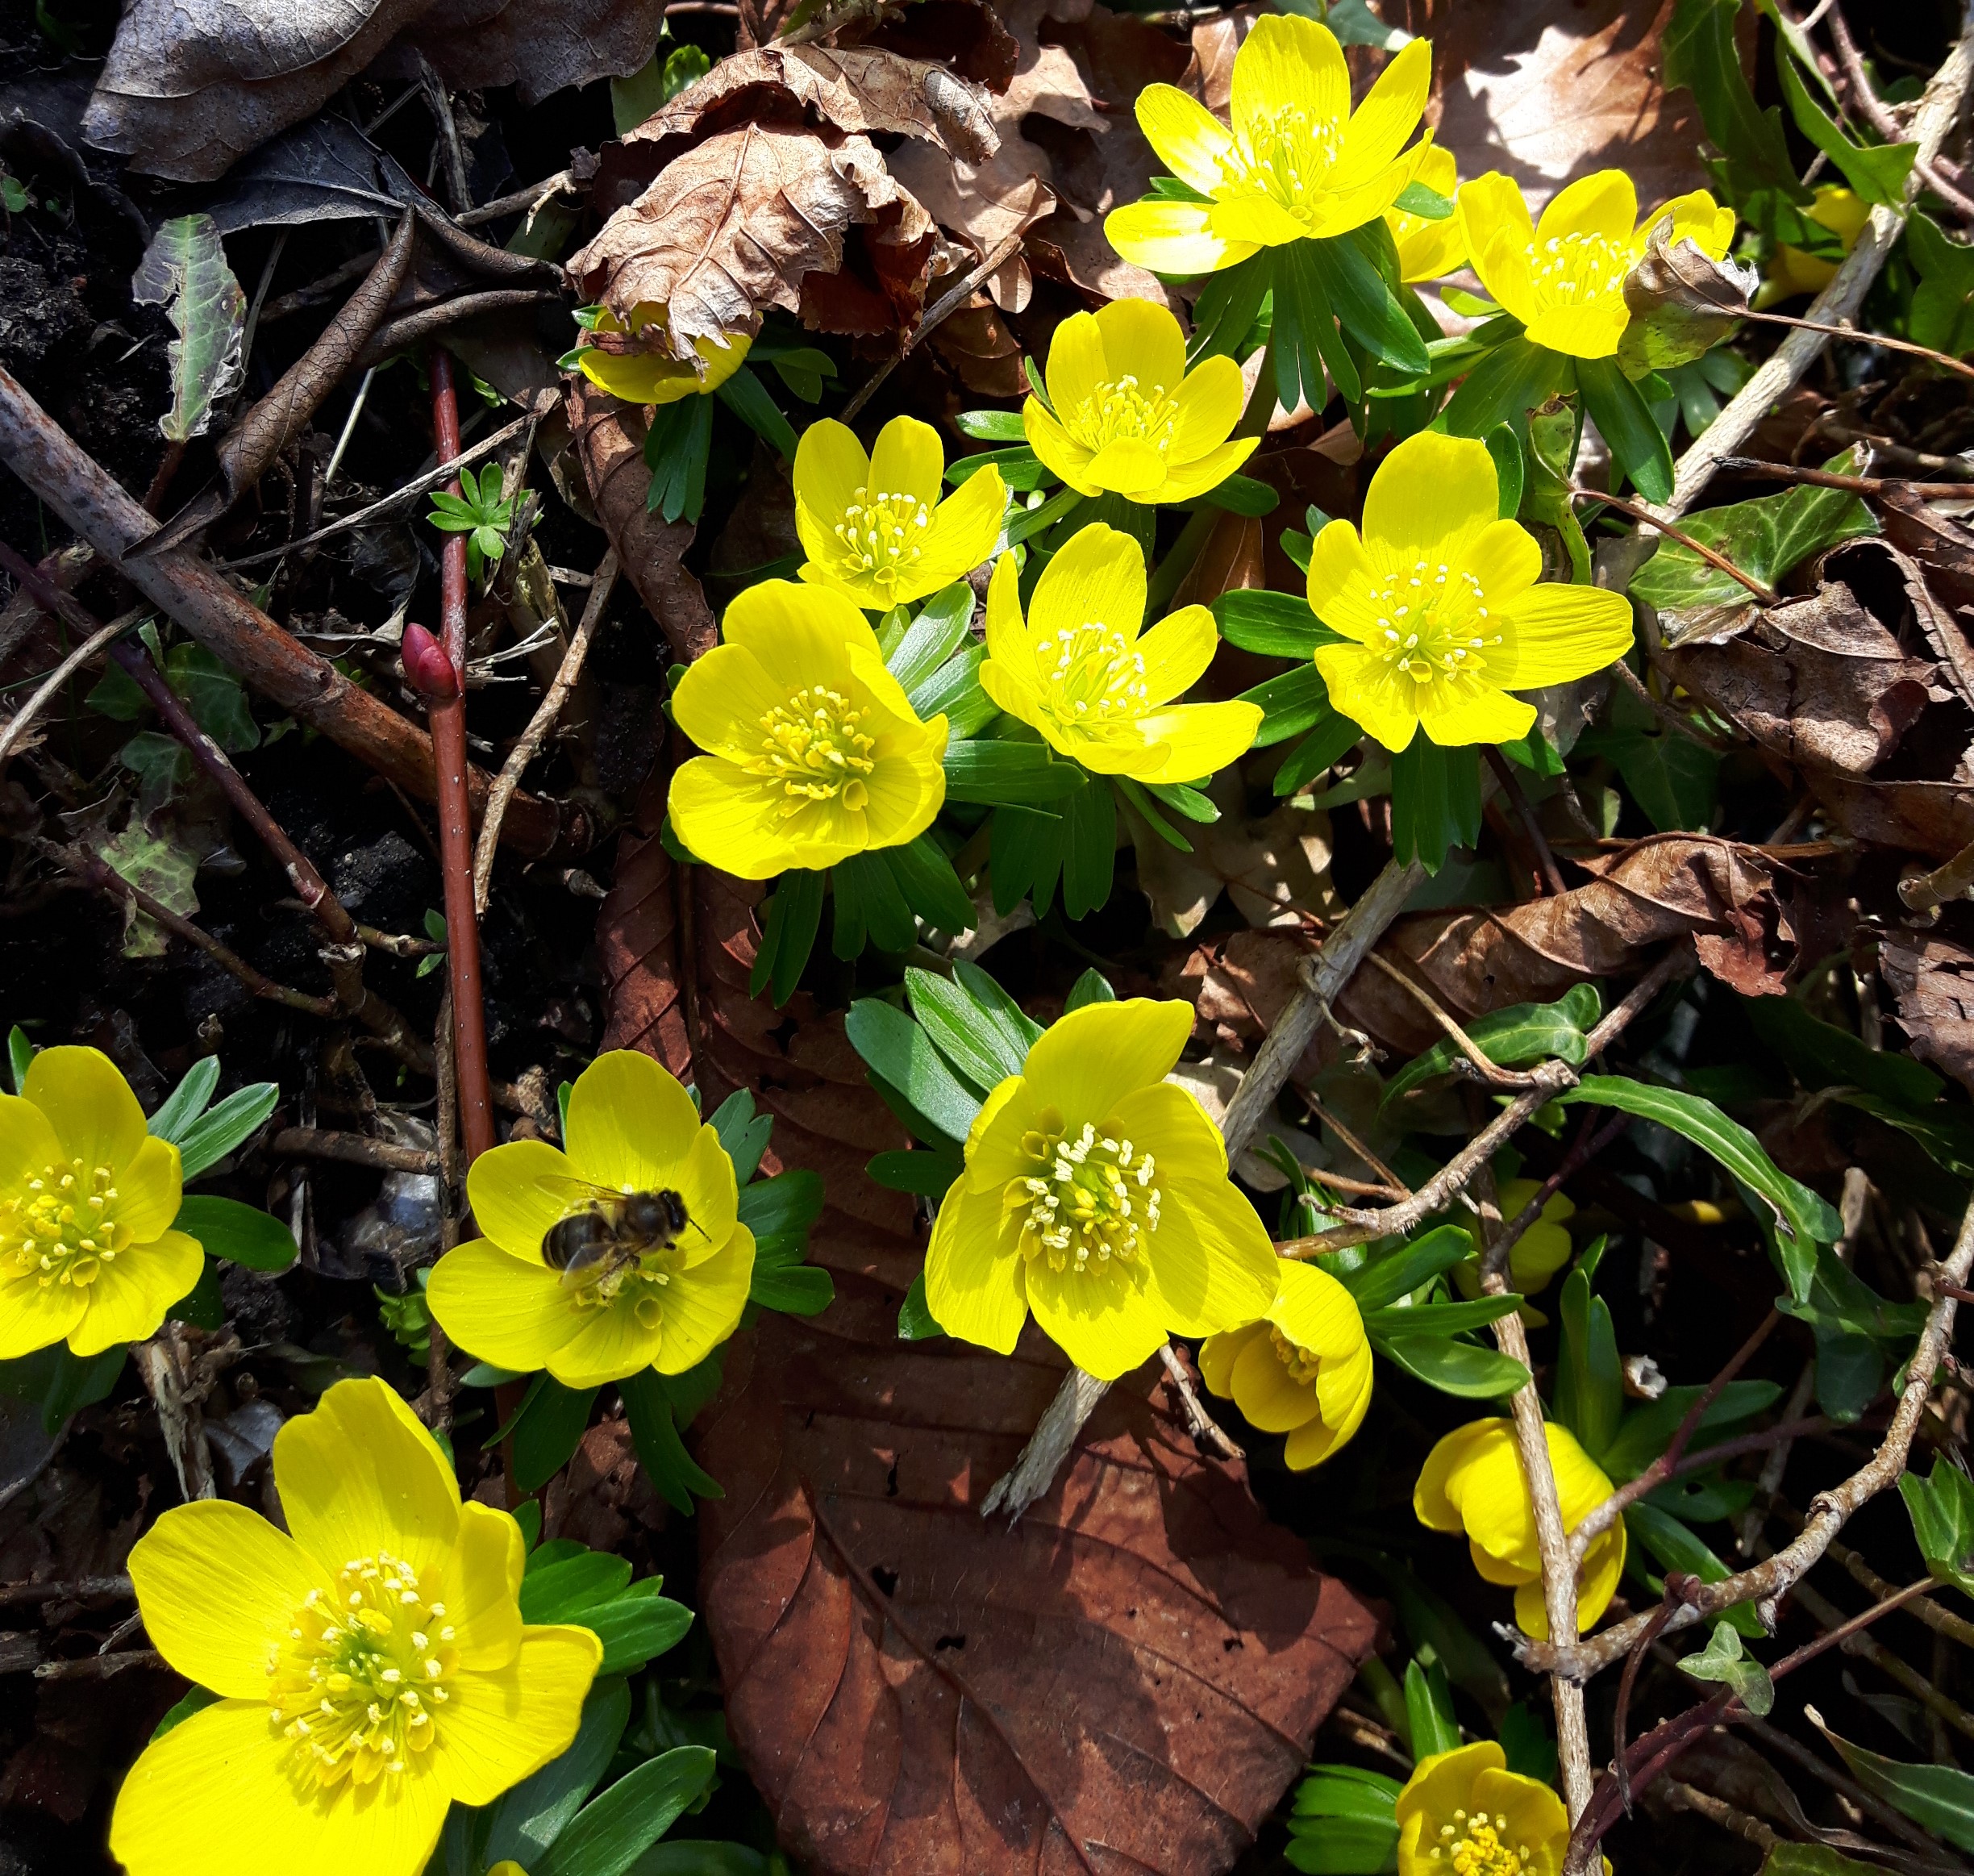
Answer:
[1675,1622,1774,1715]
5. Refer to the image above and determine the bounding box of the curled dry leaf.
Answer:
[81,0,443,181]
[570,123,925,361]
[1881,933,1974,1099]
[1617,213,1761,376]
[400,0,670,107]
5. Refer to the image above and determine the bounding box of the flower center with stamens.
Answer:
[1041,621,1151,725]
[1363,556,1501,687]
[1269,1325,1322,1385]
[1426,1809,1530,1876]
[1006,1110,1161,1274]
[268,1551,454,1789]
[560,1228,684,1326]
[1,1157,127,1292]
[1531,230,1631,308]
[748,686,877,815]
[1239,106,1342,206]
[1068,374,1181,455]
[833,486,931,593]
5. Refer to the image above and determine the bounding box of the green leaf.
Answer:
[1359,1297,1522,1337]
[1439,337,1570,440]
[1575,356,1674,503]
[1555,1269,1622,1459]
[483,1680,632,1870]
[1576,726,1720,832]
[1740,993,1944,1110]
[1907,211,1974,356]
[1309,230,1430,373]
[751,869,823,1007]
[1814,1718,1974,1851]
[882,834,975,938]
[1392,181,1454,219]
[1600,1379,1782,1482]
[585,1580,697,1675]
[520,1550,632,1621]
[1372,1332,1530,1399]
[1287,1765,1401,1875]
[885,582,976,693]
[1239,664,1342,748]
[1382,984,1601,1107]
[1272,238,1356,411]
[1561,1075,1842,1298]
[867,1148,962,1199]
[833,848,916,958]
[1389,736,1480,873]
[947,443,1050,493]
[7,1026,31,1094]
[1673,1621,1773,1714]
[1064,968,1116,1013]
[1339,1224,1475,1310]
[148,1057,220,1145]
[708,1090,772,1186]
[1274,712,1364,796]
[1762,2,1916,207]
[0,1342,127,1435]
[172,1257,224,1329]
[1627,455,1876,623]
[538,1746,718,1876]
[954,959,1043,1057]
[903,969,1018,1093]
[714,365,798,461]
[843,999,982,1144]
[736,1169,822,1241]
[943,739,1087,803]
[1899,1460,1974,1597]
[131,215,245,444]
[173,1194,298,1272]
[510,1379,600,1493]
[956,409,1027,440]
[150,1684,222,1741]
[632,1846,773,1876]
[897,1267,945,1340]
[1196,473,1281,516]
[173,1081,279,1178]
[1404,1657,1461,1757]
[1627,1502,1765,1636]
[620,1370,723,1514]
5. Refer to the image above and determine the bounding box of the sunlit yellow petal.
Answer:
[915,461,1006,586]
[1540,167,1636,244]
[1458,173,1539,323]
[1523,297,1630,359]
[721,579,881,690]
[1135,84,1238,195]
[1231,14,1348,156]
[1084,436,1168,495]
[1416,677,1535,747]
[1147,1179,1279,1338]
[868,415,945,511]
[1024,401,1097,494]
[68,1226,202,1354]
[793,416,870,523]
[1166,355,1245,461]
[1093,298,1187,393]
[927,1180,1027,1355]
[1198,1318,1264,1397]
[668,757,840,878]
[435,1624,602,1806]
[1269,1259,1363,1360]
[1130,699,1264,782]
[23,1045,147,1174]
[0,1090,63,1187]
[1133,605,1220,707]
[1024,1245,1166,1381]
[0,1275,85,1358]
[1043,309,1108,417]
[1021,998,1193,1126]
[1489,582,1635,688]
[1028,523,1146,645]
[1105,199,1250,276]
[427,1240,576,1373]
[668,644,789,765]
[444,1500,527,1669]
[465,1139,577,1264]
[1361,431,1499,564]
[116,1134,186,1244]
[1331,35,1430,191]
[546,1299,662,1389]
[655,1222,754,1373]
[1314,641,1419,752]
[565,1050,703,1194]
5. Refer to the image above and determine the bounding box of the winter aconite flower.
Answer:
[1414,1417,1626,1639]
[1758,183,1868,306]
[571,303,750,404]
[110,1378,600,1876]
[1457,1179,1576,1300]
[666,581,949,878]
[1022,301,1256,503]
[1458,169,1736,360]
[1395,1743,1574,1876]
[925,998,1280,1381]
[0,1046,200,1360]
[1106,16,1434,276]
[795,415,1006,611]
[981,525,1261,784]
[1199,1260,1371,1469]
[427,1052,754,1387]
[1386,145,1465,283]
[1307,431,1634,752]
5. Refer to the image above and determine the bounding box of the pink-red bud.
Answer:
[401,623,460,702]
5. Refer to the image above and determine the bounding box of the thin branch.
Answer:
[1826,2,1974,219]
[0,606,140,769]
[1791,1570,1974,1745]
[1484,744,1571,895]
[1364,948,1540,1088]
[269,1128,439,1175]
[1607,657,1736,753]
[1572,486,1777,602]
[1713,456,1974,498]
[1157,1344,1244,1461]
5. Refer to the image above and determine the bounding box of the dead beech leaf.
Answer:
[402,0,669,106]
[625,46,998,164]
[1882,934,1974,1097]
[597,768,694,1079]
[82,0,444,181]
[927,294,1028,398]
[1403,0,1714,219]
[569,123,918,359]
[843,0,1022,94]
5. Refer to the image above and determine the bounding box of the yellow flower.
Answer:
[0,1046,201,1360]
[1395,1742,1574,1876]
[1107,16,1434,277]
[665,581,949,879]
[795,415,1006,611]
[110,1378,600,1876]
[1387,144,1466,284]
[1414,1417,1627,1639]
[1022,301,1257,502]
[1199,1258,1371,1468]
[427,1053,755,1388]
[573,302,750,405]
[925,998,1280,1382]
[1458,169,1736,360]
[981,524,1260,784]
[1456,1178,1575,1299]
[1757,184,1869,307]
[1307,431,1634,752]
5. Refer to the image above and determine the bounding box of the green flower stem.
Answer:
[1143,505,1220,621]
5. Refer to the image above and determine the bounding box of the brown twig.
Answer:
[1157,1344,1245,1461]
[1606,657,1736,753]
[1483,1110,1627,1282]
[1484,744,1571,894]
[1303,1091,1414,1199]
[1826,3,1974,220]
[269,1128,439,1175]
[1792,1570,1974,1744]
[1572,486,1778,602]
[354,289,566,373]
[0,1574,133,1607]
[1713,455,1974,497]
[1363,949,1543,1088]
[0,605,141,769]
[473,549,618,916]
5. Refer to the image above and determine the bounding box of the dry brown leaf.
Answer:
[570,124,921,359]
[928,294,1028,398]
[625,46,998,163]
[1882,933,1974,1097]
[401,0,668,106]
[81,0,442,180]
[1191,4,1264,115]
[844,0,1022,94]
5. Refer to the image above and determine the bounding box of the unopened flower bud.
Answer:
[401,624,460,702]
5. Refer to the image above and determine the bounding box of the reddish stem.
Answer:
[428,349,496,1165]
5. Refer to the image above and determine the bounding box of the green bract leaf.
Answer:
[173,1194,297,1271]
[1674,1621,1773,1714]
[943,739,1086,804]
[482,1680,631,1870]
[537,1745,717,1876]
[1372,1332,1530,1399]
[844,998,983,1144]
[170,1081,279,1178]
[1286,1765,1401,1876]
[1382,984,1601,1107]
[1810,1712,1974,1849]
[148,1056,221,1144]
[1900,1460,1974,1597]
[1215,588,1340,659]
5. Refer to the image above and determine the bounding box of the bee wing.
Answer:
[535,1174,625,1203]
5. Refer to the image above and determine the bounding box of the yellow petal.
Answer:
[668,757,845,879]
[23,1045,146,1174]
[1093,298,1187,393]
[444,1499,527,1669]
[1314,641,1419,752]
[565,1049,706,1194]
[466,1138,579,1264]
[1023,1244,1166,1381]
[868,414,945,509]
[435,1624,602,1806]
[1577,1522,1626,1629]
[273,1376,461,1583]
[1084,436,1169,495]
[110,1698,452,1876]
[671,643,795,765]
[1197,1319,1264,1397]
[1523,297,1630,360]
[1417,677,1535,747]
[1028,523,1144,648]
[1208,192,1314,249]
[128,1499,331,1699]
[1230,1331,1321,1433]
[926,1179,1028,1356]
[721,580,881,692]
[545,1299,662,1389]
[1019,998,1193,1128]
[916,463,1006,588]
[1134,605,1220,707]
[0,1089,64,1186]
[669,1125,742,1268]
[1282,1411,1348,1470]
[1306,519,1383,643]
[983,550,1042,696]
[1232,14,1348,157]
[1539,167,1636,244]
[1475,1765,1570,1861]
[69,1226,202,1355]
[1043,308,1109,421]
[1490,582,1635,688]
[1269,1260,1364,1361]
[1451,518,1544,622]
[1130,699,1263,783]
[1457,173,1538,323]
[1361,430,1499,565]
[0,1274,86,1359]
[427,1240,577,1373]
[1414,1419,1511,1532]
[1135,84,1238,195]
[1641,189,1736,261]
[116,1133,186,1244]
[792,415,870,523]
[1024,400,1097,495]
[1395,1743,1510,1847]
[1150,1177,1281,1337]
[857,736,948,853]
[1391,210,1468,285]
[1331,35,1431,192]
[958,1071,1039,1195]
[655,1222,754,1374]
[1105,198,1251,276]
[1166,353,1245,461]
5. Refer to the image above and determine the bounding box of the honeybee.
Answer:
[539,1179,706,1290]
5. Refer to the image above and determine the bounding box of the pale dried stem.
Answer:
[1363,948,1539,1088]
